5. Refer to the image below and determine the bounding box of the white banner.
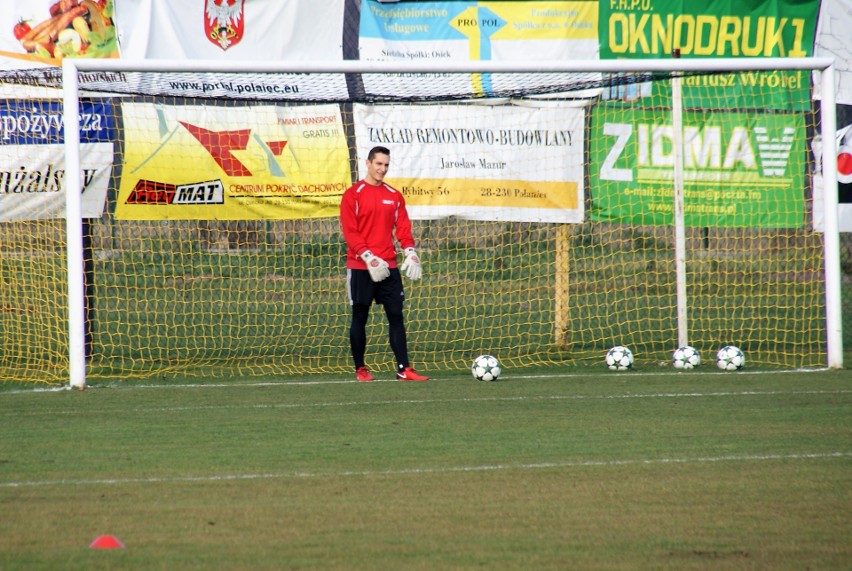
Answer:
[0,143,112,221]
[114,0,345,61]
[811,122,852,232]
[0,99,113,221]
[813,0,852,105]
[88,70,350,102]
[354,102,585,223]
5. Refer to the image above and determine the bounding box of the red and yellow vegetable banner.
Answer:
[0,0,117,67]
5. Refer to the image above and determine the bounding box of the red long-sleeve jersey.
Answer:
[340,180,415,270]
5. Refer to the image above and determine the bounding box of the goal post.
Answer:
[6,56,842,387]
[62,62,86,390]
[818,63,842,369]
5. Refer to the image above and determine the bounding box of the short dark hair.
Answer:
[368,146,390,161]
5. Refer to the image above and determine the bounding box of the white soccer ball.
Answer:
[716,345,745,371]
[672,345,701,369]
[605,346,634,370]
[472,354,501,381]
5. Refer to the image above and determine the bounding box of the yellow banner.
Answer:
[398,178,578,210]
[116,102,351,220]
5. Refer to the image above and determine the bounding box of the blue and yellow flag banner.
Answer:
[359,1,598,98]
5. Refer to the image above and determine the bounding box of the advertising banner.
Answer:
[115,102,351,220]
[359,1,598,98]
[813,0,852,105]
[0,99,114,221]
[599,0,819,110]
[113,0,345,61]
[354,102,585,223]
[812,119,852,232]
[590,102,805,228]
[0,0,118,68]
[88,71,350,103]
[0,0,119,98]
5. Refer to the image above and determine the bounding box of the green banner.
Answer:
[589,102,805,228]
[599,0,819,110]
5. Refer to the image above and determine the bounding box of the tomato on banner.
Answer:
[837,127,852,184]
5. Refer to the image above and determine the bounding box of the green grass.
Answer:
[1,367,850,569]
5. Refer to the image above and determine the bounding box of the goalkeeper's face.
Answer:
[366,153,390,184]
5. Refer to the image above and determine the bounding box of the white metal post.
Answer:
[62,60,87,389]
[819,64,843,368]
[671,65,688,349]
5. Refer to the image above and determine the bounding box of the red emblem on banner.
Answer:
[204,0,245,51]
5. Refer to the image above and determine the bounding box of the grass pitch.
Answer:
[1,367,850,570]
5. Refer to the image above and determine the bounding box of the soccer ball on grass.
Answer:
[672,345,701,369]
[716,345,745,371]
[605,346,634,371]
[472,354,501,381]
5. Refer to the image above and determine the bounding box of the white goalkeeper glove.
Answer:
[360,250,390,282]
[400,247,422,280]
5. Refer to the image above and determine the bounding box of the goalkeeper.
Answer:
[339,145,429,382]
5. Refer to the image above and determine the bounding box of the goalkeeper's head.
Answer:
[366,146,390,184]
[368,145,390,161]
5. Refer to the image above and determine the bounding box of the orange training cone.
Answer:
[89,535,125,549]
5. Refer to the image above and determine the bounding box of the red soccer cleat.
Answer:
[396,367,429,381]
[356,366,374,382]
